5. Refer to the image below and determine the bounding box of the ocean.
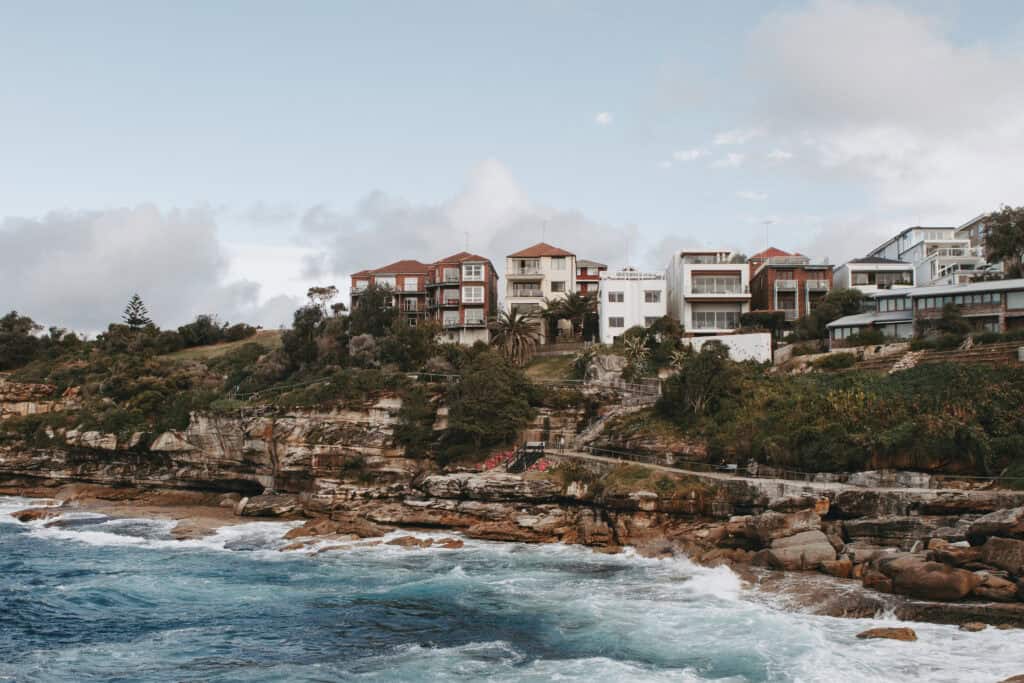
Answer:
[0,495,1019,682]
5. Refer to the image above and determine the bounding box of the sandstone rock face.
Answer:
[980,537,1024,576]
[820,559,853,579]
[844,515,957,551]
[876,554,981,601]
[968,507,1024,545]
[764,530,836,570]
[10,507,62,523]
[728,509,821,546]
[959,622,987,632]
[419,472,561,502]
[856,627,917,642]
[862,570,894,593]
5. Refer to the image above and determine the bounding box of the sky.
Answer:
[2,0,1023,332]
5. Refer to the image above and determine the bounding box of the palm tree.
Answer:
[623,335,651,377]
[558,292,597,338]
[489,309,539,366]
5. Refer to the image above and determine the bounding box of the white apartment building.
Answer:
[867,226,990,286]
[598,268,667,344]
[666,249,750,335]
[833,257,916,295]
[505,242,576,342]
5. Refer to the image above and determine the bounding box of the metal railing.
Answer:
[511,288,543,297]
[509,266,542,275]
[774,279,798,289]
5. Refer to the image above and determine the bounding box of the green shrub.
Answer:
[812,353,856,370]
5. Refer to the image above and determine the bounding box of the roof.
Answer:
[436,251,491,264]
[361,259,433,275]
[749,247,792,260]
[846,257,913,265]
[508,242,575,258]
[826,310,914,328]
[576,259,607,269]
[904,278,1024,298]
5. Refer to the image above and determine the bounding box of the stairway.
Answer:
[888,350,925,374]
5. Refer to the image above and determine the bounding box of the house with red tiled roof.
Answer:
[505,242,579,343]
[350,260,433,325]
[747,247,833,324]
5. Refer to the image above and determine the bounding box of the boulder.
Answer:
[10,507,62,523]
[929,545,982,568]
[764,530,836,570]
[959,622,987,632]
[863,570,894,593]
[437,538,464,549]
[876,554,981,601]
[844,516,956,550]
[819,559,853,579]
[386,536,434,548]
[980,537,1024,576]
[973,573,1020,602]
[727,510,821,547]
[967,506,1024,545]
[239,494,299,517]
[856,627,917,642]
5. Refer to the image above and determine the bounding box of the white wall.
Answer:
[598,271,667,344]
[684,332,772,363]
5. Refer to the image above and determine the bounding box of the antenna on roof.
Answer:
[762,219,773,252]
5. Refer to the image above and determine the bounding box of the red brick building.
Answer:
[748,248,833,322]
[350,252,499,344]
[575,259,607,295]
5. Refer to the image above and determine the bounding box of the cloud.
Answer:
[749,0,1024,218]
[594,112,613,125]
[672,148,706,162]
[0,205,300,332]
[711,153,745,168]
[736,191,768,201]
[299,160,644,292]
[713,128,762,145]
[767,149,793,162]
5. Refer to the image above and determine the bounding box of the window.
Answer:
[443,267,460,282]
[462,263,483,280]
[353,279,368,291]
[375,276,396,289]
[551,281,566,293]
[464,308,485,325]
[692,276,741,294]
[608,291,624,303]
[644,317,659,327]
[551,257,566,270]
[644,290,661,303]
[692,310,740,330]
[608,317,624,328]
[1008,291,1024,309]
[462,286,484,304]
[403,278,419,292]
[442,310,459,326]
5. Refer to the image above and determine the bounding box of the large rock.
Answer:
[973,573,1020,602]
[764,530,836,570]
[856,627,917,642]
[980,537,1024,576]
[968,507,1024,545]
[10,507,62,523]
[727,509,821,547]
[239,494,299,517]
[844,515,957,551]
[419,472,561,502]
[876,554,981,601]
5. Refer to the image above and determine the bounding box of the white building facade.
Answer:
[833,258,916,295]
[597,268,667,344]
[867,226,991,286]
[505,242,577,343]
[666,249,750,335]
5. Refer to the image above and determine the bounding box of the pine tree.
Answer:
[122,293,153,329]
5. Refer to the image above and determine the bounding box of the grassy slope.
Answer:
[159,330,283,362]
[524,354,575,381]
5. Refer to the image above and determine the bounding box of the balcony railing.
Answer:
[689,284,748,295]
[774,279,798,289]
[511,288,543,297]
[402,302,418,312]
[508,266,543,275]
[806,280,830,290]
[444,319,486,328]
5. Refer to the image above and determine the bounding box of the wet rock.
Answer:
[170,520,215,540]
[386,536,434,549]
[437,538,464,549]
[727,509,821,546]
[929,545,982,567]
[764,530,836,571]
[856,627,917,642]
[844,515,956,551]
[279,541,308,552]
[876,554,981,601]
[239,494,299,517]
[959,622,987,632]
[218,493,241,508]
[967,506,1024,545]
[863,570,894,593]
[973,573,1020,602]
[10,507,62,523]
[980,537,1024,575]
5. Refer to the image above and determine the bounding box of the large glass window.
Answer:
[691,276,742,294]
[464,308,485,325]
[692,310,740,330]
[462,286,484,304]
[403,278,419,292]
[551,257,566,271]
[375,276,396,289]
[462,264,483,280]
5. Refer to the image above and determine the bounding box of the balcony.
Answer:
[687,284,749,296]
[402,302,419,312]
[443,318,486,328]
[507,266,543,277]
[774,279,798,290]
[806,280,830,290]
[510,288,543,298]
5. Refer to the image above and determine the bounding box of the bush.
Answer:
[224,323,257,342]
[843,328,886,347]
[812,353,856,370]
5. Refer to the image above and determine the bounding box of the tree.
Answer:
[795,288,865,340]
[178,314,225,347]
[394,385,436,457]
[281,305,324,367]
[740,311,786,338]
[658,340,735,423]
[623,335,651,379]
[983,205,1024,278]
[0,311,42,370]
[122,294,153,329]
[556,292,597,338]
[446,351,534,449]
[307,285,339,313]
[348,284,398,337]
[930,303,972,337]
[489,309,539,366]
[729,253,748,264]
